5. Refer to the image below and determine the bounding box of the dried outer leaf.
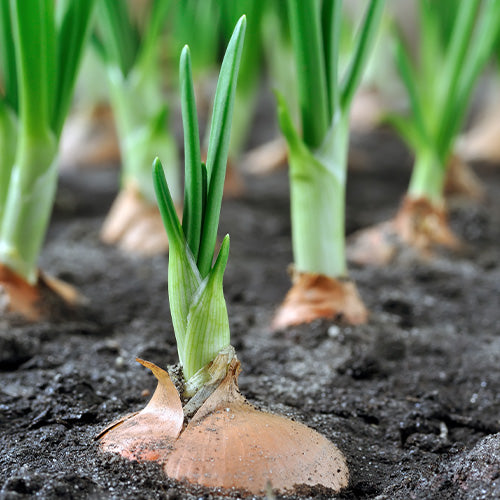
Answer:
[272,272,368,330]
[98,358,183,462]
[165,359,349,495]
[347,195,462,266]
[0,264,86,321]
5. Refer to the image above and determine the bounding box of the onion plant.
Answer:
[272,0,384,328]
[348,0,500,266]
[390,0,500,206]
[94,0,180,252]
[100,19,350,494]
[0,0,95,286]
[153,16,245,386]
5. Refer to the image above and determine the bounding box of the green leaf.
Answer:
[97,0,139,77]
[52,0,96,137]
[136,0,171,72]
[153,157,201,363]
[340,0,385,109]
[437,0,500,159]
[180,45,202,260]
[0,0,18,112]
[152,157,184,251]
[322,0,342,116]
[392,30,429,147]
[197,15,246,278]
[183,235,230,380]
[287,0,329,148]
[11,0,55,138]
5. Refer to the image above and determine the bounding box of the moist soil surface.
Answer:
[1,124,500,499]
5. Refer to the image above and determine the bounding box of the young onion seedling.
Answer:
[95,0,180,255]
[99,17,349,495]
[349,0,500,266]
[272,0,385,329]
[0,0,95,319]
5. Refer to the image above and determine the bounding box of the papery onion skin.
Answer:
[165,360,349,495]
[272,272,368,330]
[98,359,349,495]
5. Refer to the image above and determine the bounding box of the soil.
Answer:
[1,106,500,498]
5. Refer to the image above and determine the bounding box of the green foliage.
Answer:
[286,0,385,149]
[278,0,384,277]
[392,0,500,165]
[95,0,179,203]
[0,0,95,282]
[153,17,246,382]
[389,0,500,201]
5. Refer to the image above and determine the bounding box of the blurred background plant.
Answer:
[0,0,95,320]
[348,0,500,266]
[94,0,181,255]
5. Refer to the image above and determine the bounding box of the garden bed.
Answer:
[1,126,499,499]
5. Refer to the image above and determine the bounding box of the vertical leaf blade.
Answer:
[197,15,246,278]
[180,46,202,260]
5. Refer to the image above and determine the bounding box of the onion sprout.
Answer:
[153,16,246,386]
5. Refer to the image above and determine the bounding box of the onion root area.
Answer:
[444,154,485,201]
[101,184,179,256]
[98,357,349,496]
[347,195,462,266]
[59,103,120,170]
[0,264,86,321]
[272,271,369,330]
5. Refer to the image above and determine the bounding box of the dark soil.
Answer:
[1,121,500,498]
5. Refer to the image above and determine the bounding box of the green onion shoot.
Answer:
[349,0,500,266]
[272,0,385,329]
[153,16,246,386]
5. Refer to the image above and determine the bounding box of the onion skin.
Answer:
[272,272,368,330]
[348,195,461,267]
[0,264,84,321]
[98,359,183,461]
[98,358,349,495]
[166,361,349,494]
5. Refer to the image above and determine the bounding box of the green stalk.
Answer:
[0,0,94,282]
[180,46,202,258]
[281,0,384,278]
[287,0,329,149]
[0,0,58,281]
[220,0,263,159]
[390,0,500,206]
[107,67,180,204]
[340,0,385,109]
[407,149,446,204]
[97,0,179,205]
[282,106,349,277]
[0,101,17,228]
[197,16,246,278]
[0,0,18,111]
[153,17,246,385]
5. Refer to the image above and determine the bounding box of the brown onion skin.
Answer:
[0,264,83,321]
[272,272,368,330]
[99,359,349,495]
[98,359,183,462]
[348,195,461,267]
